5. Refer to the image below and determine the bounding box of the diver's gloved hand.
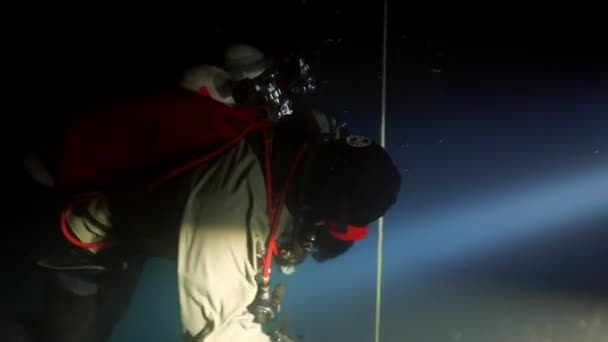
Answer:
[311,110,348,140]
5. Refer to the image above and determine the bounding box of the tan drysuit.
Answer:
[68,138,293,341]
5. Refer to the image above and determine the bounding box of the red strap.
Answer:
[263,129,273,220]
[197,86,211,97]
[61,120,273,250]
[145,120,272,191]
[327,221,369,242]
[61,119,308,288]
[261,135,308,284]
[55,90,266,193]
[60,192,108,250]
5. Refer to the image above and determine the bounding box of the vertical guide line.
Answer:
[375,1,388,342]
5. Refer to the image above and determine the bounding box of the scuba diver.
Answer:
[29,45,401,342]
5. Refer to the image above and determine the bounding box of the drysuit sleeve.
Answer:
[176,140,273,342]
[177,211,270,342]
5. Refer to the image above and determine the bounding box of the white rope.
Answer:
[375,1,388,342]
[380,2,388,149]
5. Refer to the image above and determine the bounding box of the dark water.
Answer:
[5,2,608,341]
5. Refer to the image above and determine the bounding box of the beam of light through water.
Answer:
[380,163,608,282]
[284,162,608,305]
[276,163,608,342]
